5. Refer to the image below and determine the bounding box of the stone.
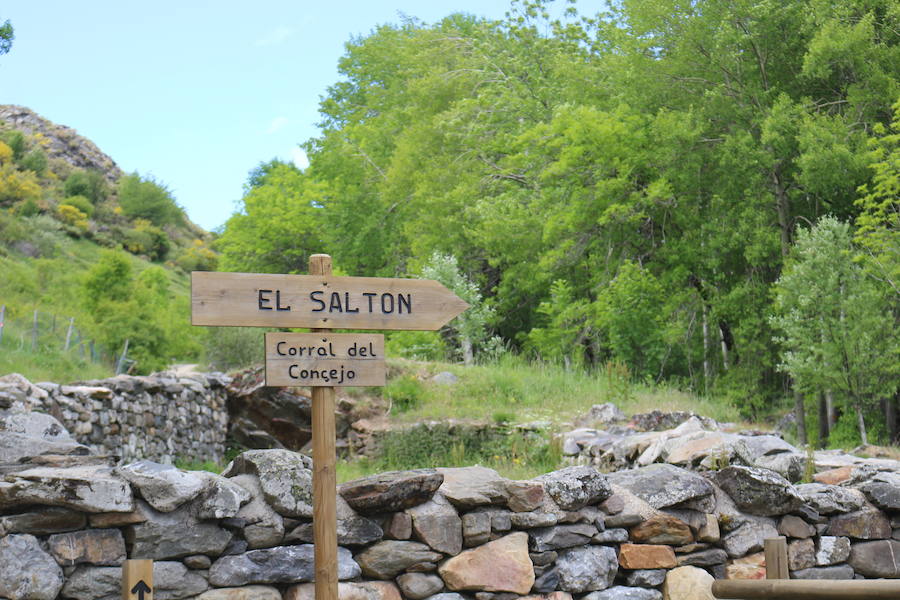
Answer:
[593,528,629,543]
[0,506,86,534]
[355,540,444,579]
[510,511,558,529]
[0,534,64,600]
[339,469,443,514]
[536,466,612,510]
[0,430,90,463]
[61,561,208,600]
[285,582,402,600]
[618,544,677,569]
[827,508,891,539]
[725,557,766,580]
[0,408,71,440]
[385,511,413,539]
[463,512,492,547]
[530,523,598,552]
[231,474,285,549]
[604,513,644,528]
[289,514,383,547]
[223,449,314,518]
[193,472,252,519]
[713,466,803,516]
[861,475,900,511]
[624,569,667,587]
[582,587,661,600]
[791,565,855,579]
[787,538,815,571]
[407,493,463,554]
[815,536,850,566]
[126,500,232,559]
[676,548,728,567]
[796,483,864,515]
[661,566,714,600]
[47,528,125,566]
[397,573,445,600]
[697,514,719,543]
[553,545,617,593]
[89,506,149,527]
[532,567,560,593]
[630,514,693,546]
[721,518,778,558]
[437,466,509,509]
[116,460,209,512]
[184,554,213,569]
[432,372,459,385]
[197,587,282,600]
[210,544,359,586]
[438,532,534,594]
[530,550,558,566]
[408,562,438,573]
[0,465,133,513]
[847,539,900,577]
[506,480,545,512]
[778,515,815,538]
[814,466,854,485]
[607,465,713,510]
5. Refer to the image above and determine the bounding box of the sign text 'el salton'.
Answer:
[265,333,385,387]
[192,272,469,330]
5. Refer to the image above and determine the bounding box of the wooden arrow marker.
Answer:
[122,559,152,600]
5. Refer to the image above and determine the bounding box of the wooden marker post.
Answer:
[309,254,338,600]
[764,536,789,580]
[122,559,153,600]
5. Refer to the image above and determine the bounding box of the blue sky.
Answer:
[0,1,526,231]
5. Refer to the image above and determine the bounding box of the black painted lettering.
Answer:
[310,290,326,312]
[398,293,412,314]
[381,293,394,314]
[276,341,287,356]
[289,364,299,379]
[258,289,273,310]
[329,291,343,312]
[363,292,377,312]
[276,290,291,311]
[345,291,360,313]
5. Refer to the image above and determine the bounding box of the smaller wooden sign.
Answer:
[265,333,385,387]
[122,559,153,600]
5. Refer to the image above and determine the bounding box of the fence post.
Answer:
[0,305,5,345]
[64,317,75,351]
[764,537,789,580]
[31,309,38,352]
[116,339,130,375]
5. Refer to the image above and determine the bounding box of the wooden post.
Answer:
[122,559,153,600]
[64,317,75,351]
[309,253,338,600]
[712,579,900,599]
[31,309,38,351]
[764,536,789,580]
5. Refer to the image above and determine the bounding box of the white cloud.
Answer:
[291,147,309,170]
[255,26,294,47]
[266,116,290,134]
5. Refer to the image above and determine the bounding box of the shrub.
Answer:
[383,376,425,413]
[63,169,107,204]
[56,203,89,232]
[203,326,265,371]
[174,239,218,272]
[0,162,40,206]
[122,219,170,261]
[14,197,40,217]
[19,148,48,175]
[118,173,183,226]
[63,194,94,217]
[1,130,25,160]
[0,141,12,163]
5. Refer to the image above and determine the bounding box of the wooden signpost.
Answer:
[191,254,468,600]
[122,559,152,600]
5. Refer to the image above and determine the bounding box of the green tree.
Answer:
[0,19,13,56]
[117,173,184,227]
[772,217,899,445]
[64,169,108,204]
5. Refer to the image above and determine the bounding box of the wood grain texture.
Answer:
[191,271,469,330]
[265,332,385,387]
[309,254,338,600]
[764,536,789,580]
[712,579,900,599]
[121,559,153,600]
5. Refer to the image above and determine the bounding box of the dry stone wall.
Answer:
[0,372,229,464]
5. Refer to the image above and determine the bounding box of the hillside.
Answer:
[0,105,216,377]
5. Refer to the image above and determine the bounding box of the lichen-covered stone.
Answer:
[0,534,64,600]
[536,466,612,510]
[339,470,443,514]
[714,466,803,516]
[209,544,360,586]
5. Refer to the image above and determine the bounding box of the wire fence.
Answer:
[0,304,132,373]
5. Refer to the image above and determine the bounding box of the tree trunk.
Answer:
[884,394,897,444]
[702,304,710,393]
[825,390,836,431]
[856,405,868,447]
[794,389,807,446]
[462,338,474,366]
[818,392,829,448]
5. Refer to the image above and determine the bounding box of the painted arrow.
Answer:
[192,271,469,331]
[131,580,152,600]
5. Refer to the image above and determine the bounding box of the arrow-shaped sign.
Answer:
[131,581,151,600]
[191,272,469,331]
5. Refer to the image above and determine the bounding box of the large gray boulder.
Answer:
[125,500,232,559]
[355,541,444,579]
[0,465,133,513]
[796,483,864,515]
[536,466,612,510]
[230,474,285,549]
[607,464,713,510]
[193,471,253,519]
[714,466,803,516]
[407,493,462,554]
[0,506,86,534]
[209,544,360,586]
[437,466,509,509]
[0,534,64,600]
[116,460,210,512]
[721,518,779,557]
[848,539,900,577]
[859,472,900,511]
[223,449,314,517]
[339,469,443,514]
[287,493,382,547]
[47,528,126,566]
[555,545,618,593]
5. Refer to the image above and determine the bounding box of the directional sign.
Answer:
[122,559,152,600]
[131,582,151,600]
[265,333,385,387]
[191,271,469,331]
